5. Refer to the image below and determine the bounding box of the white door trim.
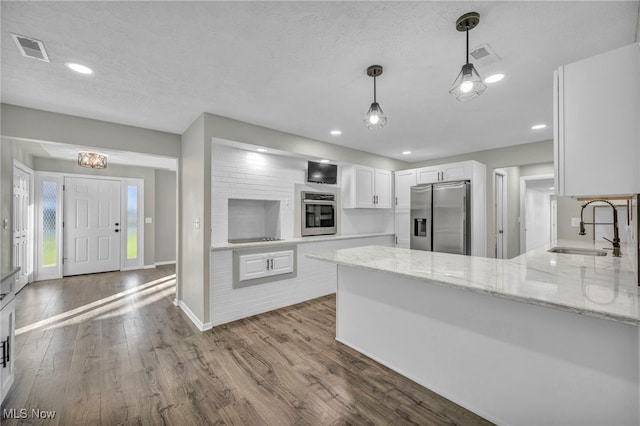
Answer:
[13,160,34,289]
[520,174,554,255]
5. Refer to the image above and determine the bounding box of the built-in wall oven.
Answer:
[301,191,337,236]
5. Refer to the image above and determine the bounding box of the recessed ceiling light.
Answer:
[330,130,342,135]
[320,159,330,163]
[548,187,555,190]
[65,62,93,74]
[484,73,504,83]
[256,148,267,152]
[531,124,547,130]
[402,151,412,155]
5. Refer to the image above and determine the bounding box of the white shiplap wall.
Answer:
[212,144,301,244]
[210,235,393,326]
[211,143,393,242]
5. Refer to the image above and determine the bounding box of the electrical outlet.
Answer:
[571,218,581,227]
[194,217,200,229]
[145,217,152,224]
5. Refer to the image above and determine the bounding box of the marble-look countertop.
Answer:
[1,266,20,283]
[210,233,393,251]
[306,240,640,326]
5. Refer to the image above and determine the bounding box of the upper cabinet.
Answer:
[342,165,392,209]
[554,43,640,196]
[394,169,417,209]
[416,161,474,184]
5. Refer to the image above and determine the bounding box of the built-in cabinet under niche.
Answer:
[227,199,281,242]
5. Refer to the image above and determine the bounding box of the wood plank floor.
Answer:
[1,265,492,425]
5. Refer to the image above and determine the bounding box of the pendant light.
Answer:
[449,12,487,101]
[363,65,387,129]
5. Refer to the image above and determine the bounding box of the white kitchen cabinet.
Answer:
[1,298,15,403]
[554,42,640,196]
[394,211,410,248]
[394,169,417,210]
[342,165,393,209]
[416,161,473,184]
[269,250,295,275]
[238,250,294,282]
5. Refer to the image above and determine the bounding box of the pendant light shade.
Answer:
[363,65,387,129]
[78,152,107,169]
[364,102,387,129]
[449,12,486,101]
[450,63,486,101]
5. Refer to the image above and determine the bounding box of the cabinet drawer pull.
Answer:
[1,336,8,368]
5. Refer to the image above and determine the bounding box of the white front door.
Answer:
[13,165,31,291]
[63,177,121,276]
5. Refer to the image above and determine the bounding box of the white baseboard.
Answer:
[155,260,176,266]
[176,299,213,331]
[120,265,143,272]
[143,264,156,269]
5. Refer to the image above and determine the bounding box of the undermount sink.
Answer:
[547,247,607,256]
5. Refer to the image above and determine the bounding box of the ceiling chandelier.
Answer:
[78,152,107,169]
[449,12,487,101]
[363,65,387,129]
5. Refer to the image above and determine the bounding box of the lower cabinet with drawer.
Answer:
[233,246,297,288]
[1,268,17,404]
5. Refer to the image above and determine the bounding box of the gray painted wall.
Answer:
[33,157,157,266]
[408,140,554,171]
[556,196,589,241]
[1,104,180,157]
[155,170,176,263]
[179,114,209,323]
[520,163,554,177]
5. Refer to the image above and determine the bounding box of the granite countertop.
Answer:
[210,233,394,251]
[306,240,640,326]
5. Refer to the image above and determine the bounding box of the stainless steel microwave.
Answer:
[301,191,337,236]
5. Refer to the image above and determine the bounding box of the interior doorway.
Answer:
[520,175,555,253]
[12,161,33,292]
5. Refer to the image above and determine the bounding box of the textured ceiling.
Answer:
[1,1,638,162]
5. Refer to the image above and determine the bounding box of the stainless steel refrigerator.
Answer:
[410,181,471,255]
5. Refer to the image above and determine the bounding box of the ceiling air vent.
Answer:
[11,33,50,62]
[470,43,500,65]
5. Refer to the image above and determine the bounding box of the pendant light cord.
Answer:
[466,27,469,65]
[373,76,377,103]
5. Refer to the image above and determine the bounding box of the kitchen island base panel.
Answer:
[336,266,639,426]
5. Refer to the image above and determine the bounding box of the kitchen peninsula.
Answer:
[307,243,640,425]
